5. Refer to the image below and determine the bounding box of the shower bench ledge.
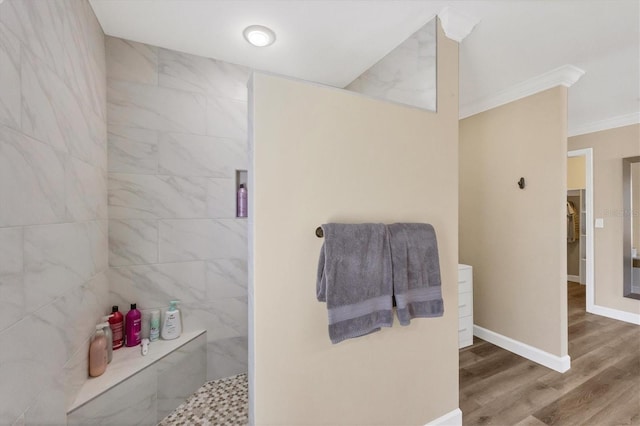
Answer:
[67,329,206,414]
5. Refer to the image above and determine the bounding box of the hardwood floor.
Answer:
[460,282,640,425]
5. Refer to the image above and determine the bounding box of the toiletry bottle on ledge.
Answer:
[149,310,160,342]
[89,326,108,377]
[125,303,142,347]
[161,301,182,340]
[237,184,247,218]
[109,306,124,350]
[99,319,113,363]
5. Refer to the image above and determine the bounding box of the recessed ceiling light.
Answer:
[243,25,276,47]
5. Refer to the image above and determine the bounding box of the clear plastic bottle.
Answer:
[149,310,160,342]
[99,320,113,363]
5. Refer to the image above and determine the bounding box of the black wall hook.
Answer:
[518,177,526,189]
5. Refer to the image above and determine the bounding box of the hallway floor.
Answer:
[159,373,248,425]
[460,282,640,425]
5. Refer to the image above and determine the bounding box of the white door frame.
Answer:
[568,148,594,311]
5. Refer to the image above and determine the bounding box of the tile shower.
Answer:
[105,36,250,382]
[0,0,249,424]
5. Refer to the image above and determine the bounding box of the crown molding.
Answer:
[568,111,640,137]
[438,7,480,43]
[460,65,585,119]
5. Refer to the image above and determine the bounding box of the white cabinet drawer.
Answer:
[457,264,473,348]
[458,291,473,318]
[458,268,472,293]
[458,316,473,348]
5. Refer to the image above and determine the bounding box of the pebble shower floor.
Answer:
[159,373,248,425]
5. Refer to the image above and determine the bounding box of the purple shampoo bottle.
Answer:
[125,303,142,347]
[237,184,247,218]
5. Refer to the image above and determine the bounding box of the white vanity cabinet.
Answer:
[458,264,473,348]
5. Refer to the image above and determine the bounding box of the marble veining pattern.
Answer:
[63,341,91,410]
[346,18,437,112]
[207,178,237,219]
[63,0,107,121]
[183,298,247,342]
[108,79,207,134]
[109,219,159,266]
[0,1,109,424]
[106,36,249,382]
[106,36,158,85]
[206,259,248,299]
[22,47,103,164]
[206,96,248,140]
[0,227,24,333]
[21,369,67,426]
[66,156,108,221]
[0,0,67,80]
[207,337,248,380]
[158,132,247,178]
[157,334,207,422]
[0,313,67,423]
[23,220,108,314]
[159,48,249,101]
[107,125,158,174]
[159,219,247,262]
[67,364,158,426]
[0,22,21,129]
[108,173,208,219]
[109,261,207,309]
[0,125,66,227]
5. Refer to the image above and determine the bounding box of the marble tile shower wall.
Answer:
[0,0,108,424]
[106,37,249,380]
[346,18,437,111]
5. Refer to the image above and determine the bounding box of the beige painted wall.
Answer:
[568,124,640,314]
[568,156,586,190]
[250,23,460,425]
[460,87,568,357]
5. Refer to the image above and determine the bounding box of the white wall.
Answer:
[106,37,250,379]
[0,0,108,423]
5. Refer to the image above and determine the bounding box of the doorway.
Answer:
[567,149,594,311]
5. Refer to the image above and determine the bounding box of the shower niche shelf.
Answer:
[67,330,206,424]
[236,169,248,218]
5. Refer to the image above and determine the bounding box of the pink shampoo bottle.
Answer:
[125,303,142,347]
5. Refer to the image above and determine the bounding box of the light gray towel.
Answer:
[388,223,444,325]
[316,223,393,344]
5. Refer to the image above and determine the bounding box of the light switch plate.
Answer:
[595,218,604,228]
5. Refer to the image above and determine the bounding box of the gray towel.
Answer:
[316,223,393,344]
[388,223,444,325]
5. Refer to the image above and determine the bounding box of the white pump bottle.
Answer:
[161,300,182,340]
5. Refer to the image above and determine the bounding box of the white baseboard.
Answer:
[567,275,580,283]
[588,304,640,325]
[473,325,571,373]
[425,408,462,426]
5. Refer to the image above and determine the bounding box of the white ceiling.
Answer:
[90,0,640,134]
